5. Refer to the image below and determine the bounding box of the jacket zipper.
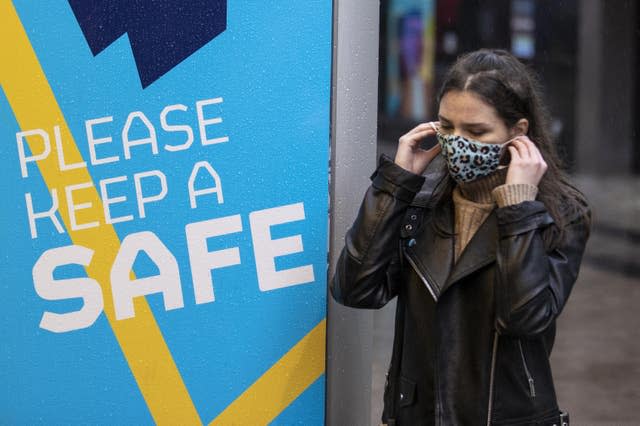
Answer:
[404,251,438,301]
[518,340,536,398]
[486,331,498,426]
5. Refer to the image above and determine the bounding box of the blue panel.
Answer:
[2,1,331,423]
[271,375,325,425]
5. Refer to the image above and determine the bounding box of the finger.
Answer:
[417,141,441,157]
[414,143,442,166]
[517,138,533,155]
[407,122,439,136]
[408,122,435,133]
[507,146,520,162]
[407,128,437,144]
[508,136,524,148]
[518,137,544,166]
[512,139,531,160]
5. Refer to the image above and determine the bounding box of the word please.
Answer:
[16,97,227,177]
[33,202,315,333]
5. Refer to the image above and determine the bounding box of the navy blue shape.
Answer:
[68,0,227,88]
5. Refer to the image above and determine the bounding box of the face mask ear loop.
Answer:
[503,135,521,146]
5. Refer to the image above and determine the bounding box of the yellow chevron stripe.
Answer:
[0,2,201,424]
[210,319,325,425]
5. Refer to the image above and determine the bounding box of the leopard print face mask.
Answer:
[436,132,509,184]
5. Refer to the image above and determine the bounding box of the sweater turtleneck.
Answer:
[452,168,538,262]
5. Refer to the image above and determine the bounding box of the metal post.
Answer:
[326,0,380,424]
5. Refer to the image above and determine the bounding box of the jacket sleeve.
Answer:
[494,200,591,336]
[330,155,425,309]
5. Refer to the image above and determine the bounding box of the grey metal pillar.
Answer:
[575,0,636,175]
[326,0,380,425]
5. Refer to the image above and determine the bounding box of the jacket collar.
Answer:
[406,195,498,301]
[445,209,497,288]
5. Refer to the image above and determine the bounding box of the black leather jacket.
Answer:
[331,156,590,425]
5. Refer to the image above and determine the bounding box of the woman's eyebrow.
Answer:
[437,115,490,128]
[464,122,491,128]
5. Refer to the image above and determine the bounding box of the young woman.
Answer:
[331,49,590,425]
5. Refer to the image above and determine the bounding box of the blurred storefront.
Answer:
[377,0,638,176]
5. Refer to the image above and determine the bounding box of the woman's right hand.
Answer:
[394,121,442,175]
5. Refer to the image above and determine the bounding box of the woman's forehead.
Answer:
[438,90,501,125]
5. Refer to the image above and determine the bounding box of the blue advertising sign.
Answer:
[0,1,331,424]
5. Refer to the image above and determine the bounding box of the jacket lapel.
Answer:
[405,199,498,301]
[443,210,498,292]
[404,199,454,300]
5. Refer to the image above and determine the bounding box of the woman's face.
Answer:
[437,90,522,144]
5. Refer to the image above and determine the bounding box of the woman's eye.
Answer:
[470,130,485,137]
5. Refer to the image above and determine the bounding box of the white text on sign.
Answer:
[33,202,315,333]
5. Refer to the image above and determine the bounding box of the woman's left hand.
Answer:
[505,136,548,186]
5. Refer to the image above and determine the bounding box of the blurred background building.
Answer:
[372,0,639,424]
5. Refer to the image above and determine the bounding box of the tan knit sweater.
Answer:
[453,168,538,261]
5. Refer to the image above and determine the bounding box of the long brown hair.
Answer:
[432,49,590,248]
